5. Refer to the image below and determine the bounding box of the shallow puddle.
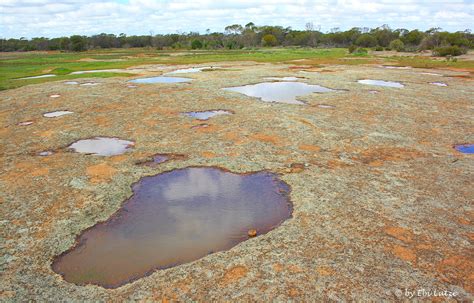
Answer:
[184,110,232,120]
[19,74,56,80]
[49,94,61,98]
[318,104,335,108]
[38,151,54,156]
[64,81,79,85]
[358,79,404,88]
[43,111,73,118]
[223,82,334,104]
[454,144,474,154]
[420,72,442,76]
[429,82,448,87]
[369,90,379,94]
[68,137,134,156]
[80,82,99,86]
[381,65,410,69]
[129,76,192,84]
[52,167,292,288]
[18,121,33,126]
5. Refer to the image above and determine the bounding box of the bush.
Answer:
[351,47,368,56]
[433,45,467,57]
[374,45,384,51]
[261,34,278,47]
[191,39,203,49]
[348,44,357,53]
[389,39,405,52]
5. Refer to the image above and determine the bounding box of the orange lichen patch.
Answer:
[288,287,300,297]
[391,245,416,263]
[273,263,283,272]
[355,147,425,165]
[110,155,128,163]
[194,124,218,133]
[220,265,248,285]
[288,264,303,273]
[223,131,245,144]
[86,163,117,183]
[38,130,54,138]
[316,266,335,276]
[295,118,318,130]
[385,226,414,243]
[326,159,352,169]
[201,151,216,158]
[437,255,474,292]
[94,116,110,127]
[299,144,321,152]
[289,163,305,173]
[415,243,433,250]
[31,167,49,177]
[250,133,282,146]
[457,217,470,225]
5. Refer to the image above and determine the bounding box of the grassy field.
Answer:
[1,47,472,90]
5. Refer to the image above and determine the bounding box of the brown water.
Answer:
[52,167,292,288]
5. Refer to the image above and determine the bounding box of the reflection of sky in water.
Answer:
[357,79,404,88]
[68,137,134,156]
[223,81,334,104]
[455,144,474,154]
[184,110,232,120]
[129,76,191,83]
[53,168,291,288]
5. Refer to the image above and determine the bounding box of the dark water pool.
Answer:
[454,144,474,154]
[52,167,292,288]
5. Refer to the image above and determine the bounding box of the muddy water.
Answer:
[184,110,232,120]
[68,137,134,156]
[52,167,292,288]
[358,79,404,88]
[223,82,334,104]
[129,76,192,84]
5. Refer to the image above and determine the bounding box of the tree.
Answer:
[261,34,278,46]
[191,39,203,49]
[70,35,86,51]
[389,39,405,51]
[355,34,377,47]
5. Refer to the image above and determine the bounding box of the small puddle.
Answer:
[19,74,56,80]
[68,137,134,156]
[52,167,292,288]
[127,85,138,88]
[80,82,99,86]
[318,104,335,108]
[38,151,54,156]
[43,111,73,118]
[369,90,380,94]
[429,82,448,87]
[49,94,61,98]
[381,65,410,69]
[184,110,232,120]
[18,121,33,126]
[454,144,474,154]
[358,79,404,88]
[64,81,79,85]
[420,72,442,76]
[129,77,192,84]
[223,82,335,104]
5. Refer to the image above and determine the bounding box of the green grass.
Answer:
[0,47,472,90]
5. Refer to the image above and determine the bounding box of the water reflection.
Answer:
[68,137,134,156]
[52,167,292,288]
[357,79,404,88]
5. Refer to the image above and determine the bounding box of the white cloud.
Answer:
[1,0,472,38]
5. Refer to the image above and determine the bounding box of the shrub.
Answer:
[348,44,357,53]
[261,34,278,47]
[374,45,384,51]
[350,47,368,56]
[433,45,467,57]
[191,39,203,49]
[389,39,405,52]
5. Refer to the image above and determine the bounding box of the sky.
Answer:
[1,0,473,38]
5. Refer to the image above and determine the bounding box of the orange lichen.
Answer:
[220,265,248,285]
[86,163,117,183]
[385,226,414,243]
[298,144,321,152]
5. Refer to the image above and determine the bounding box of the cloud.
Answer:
[1,0,472,38]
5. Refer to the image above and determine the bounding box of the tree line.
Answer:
[1,23,472,56]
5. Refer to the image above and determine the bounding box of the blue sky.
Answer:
[1,0,473,38]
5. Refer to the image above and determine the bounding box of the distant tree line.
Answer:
[1,23,472,56]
